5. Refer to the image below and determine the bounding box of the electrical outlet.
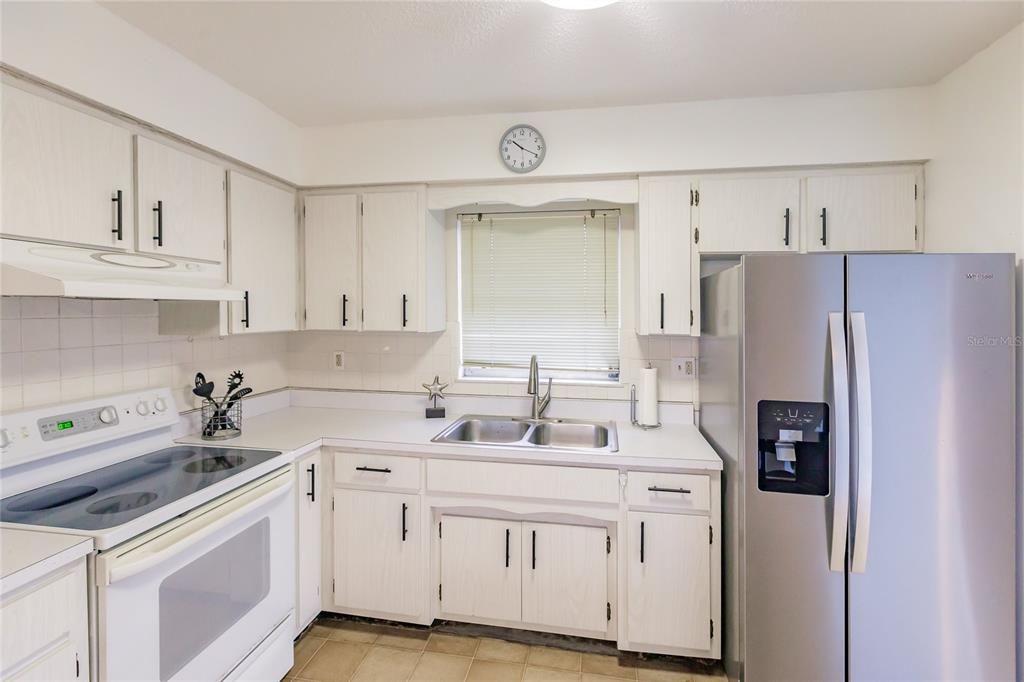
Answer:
[332,351,345,370]
[671,356,696,379]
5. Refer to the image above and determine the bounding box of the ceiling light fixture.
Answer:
[540,0,619,9]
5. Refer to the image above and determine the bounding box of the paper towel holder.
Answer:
[630,383,662,430]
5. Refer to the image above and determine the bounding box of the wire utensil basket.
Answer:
[201,396,242,440]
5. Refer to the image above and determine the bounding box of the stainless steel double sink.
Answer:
[431,415,619,453]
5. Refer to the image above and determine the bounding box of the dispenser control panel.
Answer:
[757,400,829,496]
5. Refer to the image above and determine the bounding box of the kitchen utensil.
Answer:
[223,370,244,402]
[203,387,252,436]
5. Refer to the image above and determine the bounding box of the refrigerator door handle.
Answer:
[827,312,851,573]
[849,311,873,574]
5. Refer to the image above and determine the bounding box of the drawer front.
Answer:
[427,459,619,504]
[626,472,710,512]
[334,452,421,491]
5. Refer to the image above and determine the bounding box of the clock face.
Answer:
[500,125,546,173]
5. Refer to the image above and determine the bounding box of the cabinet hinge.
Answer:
[710,526,713,544]
[914,183,918,200]
[332,496,335,512]
[694,189,700,206]
[439,583,442,601]
[694,227,700,244]
[75,653,80,678]
[303,204,306,218]
[360,202,364,216]
[607,602,612,621]
[439,522,442,539]
[333,578,336,593]
[690,309,694,327]
[915,225,919,242]
[303,309,307,321]
[606,535,611,554]
[689,189,694,206]
[710,619,715,639]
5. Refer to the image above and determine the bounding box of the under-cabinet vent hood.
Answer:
[0,238,243,301]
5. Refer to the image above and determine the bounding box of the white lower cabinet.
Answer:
[440,516,521,623]
[294,449,323,635]
[332,488,423,620]
[626,511,711,653]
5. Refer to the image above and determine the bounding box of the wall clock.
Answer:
[499,124,546,173]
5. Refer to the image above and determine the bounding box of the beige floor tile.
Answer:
[351,645,421,682]
[375,626,431,651]
[409,651,474,682]
[466,659,525,682]
[476,638,530,664]
[580,654,637,680]
[313,621,383,644]
[299,641,372,682]
[528,647,581,672]
[289,636,327,677]
[583,674,640,682]
[524,665,582,681]
[425,633,479,657]
[635,662,690,682]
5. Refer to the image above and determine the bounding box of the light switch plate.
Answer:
[332,351,345,370]
[671,356,696,379]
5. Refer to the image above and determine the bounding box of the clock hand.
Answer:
[511,140,539,157]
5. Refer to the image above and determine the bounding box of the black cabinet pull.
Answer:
[820,207,828,246]
[152,200,164,246]
[112,190,123,240]
[355,465,391,473]
[531,530,537,569]
[648,486,692,495]
[402,294,408,328]
[401,502,408,541]
[640,521,645,563]
[241,291,250,328]
[659,293,665,330]
[341,294,349,327]
[505,528,510,568]
[783,207,791,246]
[306,463,316,502]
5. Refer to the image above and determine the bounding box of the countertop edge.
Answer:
[0,532,93,596]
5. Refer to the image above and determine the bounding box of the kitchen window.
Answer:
[459,209,620,382]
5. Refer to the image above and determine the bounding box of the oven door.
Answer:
[96,468,294,682]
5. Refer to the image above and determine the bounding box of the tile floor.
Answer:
[286,618,726,682]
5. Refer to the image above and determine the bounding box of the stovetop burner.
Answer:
[0,446,280,531]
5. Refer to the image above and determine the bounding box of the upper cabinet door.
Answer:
[637,176,693,335]
[228,172,298,334]
[2,85,133,249]
[805,172,919,253]
[304,194,361,330]
[361,190,421,332]
[136,136,226,262]
[697,177,799,254]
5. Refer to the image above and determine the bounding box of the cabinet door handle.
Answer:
[241,291,250,329]
[152,200,164,246]
[505,528,510,568]
[402,294,408,328]
[306,463,316,502]
[640,521,645,563]
[820,207,828,246]
[659,293,665,330]
[647,486,692,494]
[783,207,791,246]
[341,294,349,327]
[531,529,537,569]
[401,502,408,541]
[355,465,391,473]
[112,190,123,240]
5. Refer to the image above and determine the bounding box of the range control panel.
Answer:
[38,405,121,441]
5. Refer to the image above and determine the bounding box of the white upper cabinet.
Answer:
[636,175,693,335]
[304,194,361,330]
[805,171,919,252]
[136,136,227,262]
[227,172,298,333]
[696,176,800,253]
[2,84,133,249]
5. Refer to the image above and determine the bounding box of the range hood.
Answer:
[0,238,244,301]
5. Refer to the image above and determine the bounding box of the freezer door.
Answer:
[847,254,1016,681]
[742,254,847,681]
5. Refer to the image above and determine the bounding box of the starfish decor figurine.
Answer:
[422,375,448,419]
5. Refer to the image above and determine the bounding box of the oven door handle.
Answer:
[100,469,293,586]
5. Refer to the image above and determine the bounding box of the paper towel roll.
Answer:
[639,366,659,426]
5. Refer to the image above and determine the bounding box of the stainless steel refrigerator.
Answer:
[698,254,1016,681]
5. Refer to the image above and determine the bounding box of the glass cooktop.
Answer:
[0,446,281,531]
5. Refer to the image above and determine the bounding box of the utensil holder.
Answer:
[201,396,242,441]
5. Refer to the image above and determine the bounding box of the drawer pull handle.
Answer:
[648,486,692,494]
[640,521,645,563]
[505,528,510,568]
[401,502,408,541]
[356,466,392,473]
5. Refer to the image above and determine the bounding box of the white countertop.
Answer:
[1,528,92,595]
[176,406,722,471]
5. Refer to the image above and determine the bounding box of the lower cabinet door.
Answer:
[522,522,609,634]
[333,489,422,619]
[295,450,323,634]
[626,512,711,651]
[440,516,521,623]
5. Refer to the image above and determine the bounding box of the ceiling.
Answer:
[100,1,1023,127]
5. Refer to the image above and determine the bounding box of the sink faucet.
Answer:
[527,355,552,419]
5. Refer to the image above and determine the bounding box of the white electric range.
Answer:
[0,389,296,682]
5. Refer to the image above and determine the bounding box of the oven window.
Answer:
[159,519,270,680]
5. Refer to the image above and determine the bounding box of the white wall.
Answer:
[300,87,934,186]
[0,1,303,183]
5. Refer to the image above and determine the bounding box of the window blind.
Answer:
[459,210,620,380]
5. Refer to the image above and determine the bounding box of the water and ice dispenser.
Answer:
[757,400,830,496]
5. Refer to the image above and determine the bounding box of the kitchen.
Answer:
[0,1,1021,681]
